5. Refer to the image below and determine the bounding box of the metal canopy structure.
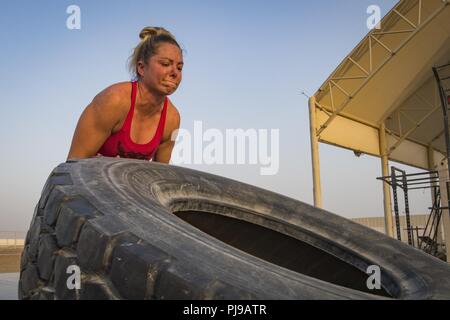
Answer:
[313,0,450,168]
[308,0,450,250]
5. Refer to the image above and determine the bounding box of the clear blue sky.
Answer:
[0,0,431,231]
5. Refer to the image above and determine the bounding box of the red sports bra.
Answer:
[97,81,168,161]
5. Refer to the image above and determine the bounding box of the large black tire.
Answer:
[19,157,450,300]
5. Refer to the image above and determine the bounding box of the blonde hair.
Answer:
[128,26,181,80]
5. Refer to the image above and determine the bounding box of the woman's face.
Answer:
[138,43,183,96]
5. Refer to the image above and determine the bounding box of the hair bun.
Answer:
[139,27,160,41]
[129,26,181,80]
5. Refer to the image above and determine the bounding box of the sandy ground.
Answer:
[0,246,23,273]
[0,247,22,300]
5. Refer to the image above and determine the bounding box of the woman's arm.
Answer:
[154,105,181,164]
[67,86,125,160]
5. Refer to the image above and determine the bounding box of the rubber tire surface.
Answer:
[19,157,450,300]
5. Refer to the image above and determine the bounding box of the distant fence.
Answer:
[0,231,26,248]
[352,214,445,244]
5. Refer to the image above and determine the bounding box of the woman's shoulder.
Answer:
[90,81,132,116]
[161,98,181,142]
[94,81,131,106]
[166,99,181,128]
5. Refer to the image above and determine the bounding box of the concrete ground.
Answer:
[0,273,19,300]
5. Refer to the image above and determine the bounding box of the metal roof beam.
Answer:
[389,104,440,154]
[314,0,447,137]
[392,8,417,29]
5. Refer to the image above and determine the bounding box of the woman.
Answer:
[67,27,182,163]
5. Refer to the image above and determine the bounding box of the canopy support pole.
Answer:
[309,96,323,208]
[379,123,395,237]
